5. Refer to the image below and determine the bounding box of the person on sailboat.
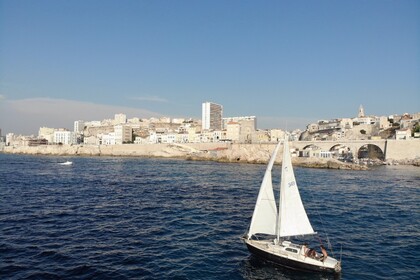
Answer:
[302,244,309,256]
[320,245,328,262]
[303,244,316,258]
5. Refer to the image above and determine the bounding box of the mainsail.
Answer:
[278,138,315,238]
[247,142,281,237]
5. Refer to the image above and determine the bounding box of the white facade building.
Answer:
[114,113,127,124]
[222,116,256,130]
[396,128,411,140]
[38,127,55,143]
[176,133,189,143]
[270,129,285,142]
[114,125,132,144]
[74,120,85,133]
[102,133,116,145]
[202,102,223,131]
[226,122,240,142]
[53,130,76,145]
[149,131,158,144]
[6,133,15,146]
[161,133,177,144]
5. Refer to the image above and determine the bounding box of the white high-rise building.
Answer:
[74,120,85,133]
[202,102,223,131]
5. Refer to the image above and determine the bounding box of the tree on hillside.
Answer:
[412,123,420,136]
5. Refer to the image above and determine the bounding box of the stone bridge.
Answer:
[290,140,387,159]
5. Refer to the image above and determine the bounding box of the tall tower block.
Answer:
[202,102,223,131]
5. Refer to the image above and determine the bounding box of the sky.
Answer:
[0,0,419,135]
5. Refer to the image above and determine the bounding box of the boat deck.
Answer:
[244,238,341,273]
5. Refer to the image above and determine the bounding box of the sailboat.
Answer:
[242,137,341,273]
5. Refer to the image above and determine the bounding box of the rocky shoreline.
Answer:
[2,143,419,170]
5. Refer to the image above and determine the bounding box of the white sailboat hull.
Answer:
[243,238,341,273]
[243,238,341,274]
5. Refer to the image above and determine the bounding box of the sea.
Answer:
[0,153,419,280]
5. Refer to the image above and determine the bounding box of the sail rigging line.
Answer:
[308,189,336,258]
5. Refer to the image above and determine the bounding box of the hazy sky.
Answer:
[1,0,419,135]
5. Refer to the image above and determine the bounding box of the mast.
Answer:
[276,136,287,242]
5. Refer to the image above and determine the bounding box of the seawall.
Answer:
[1,143,367,170]
[385,139,420,161]
[2,140,419,168]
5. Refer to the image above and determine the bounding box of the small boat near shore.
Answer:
[58,161,73,165]
[242,136,341,274]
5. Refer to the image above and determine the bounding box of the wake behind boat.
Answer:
[242,136,341,274]
[58,161,73,165]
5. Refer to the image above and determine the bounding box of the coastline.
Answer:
[4,143,418,170]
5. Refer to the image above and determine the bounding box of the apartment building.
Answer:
[53,129,76,145]
[202,102,223,131]
[74,120,85,133]
[114,125,132,144]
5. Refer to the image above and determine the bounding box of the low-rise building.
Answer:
[222,116,256,130]
[270,129,285,142]
[377,116,391,130]
[102,132,116,145]
[39,127,55,144]
[114,113,127,125]
[252,130,270,143]
[176,133,189,143]
[339,118,353,130]
[161,133,177,144]
[396,128,411,140]
[226,122,240,142]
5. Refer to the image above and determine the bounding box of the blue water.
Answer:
[0,154,419,280]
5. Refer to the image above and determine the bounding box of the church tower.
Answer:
[358,105,365,118]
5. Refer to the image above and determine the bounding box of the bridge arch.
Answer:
[329,144,353,161]
[329,144,351,154]
[300,144,322,157]
[290,140,387,161]
[357,144,385,160]
[303,144,322,150]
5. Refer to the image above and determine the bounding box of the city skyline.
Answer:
[1,0,419,135]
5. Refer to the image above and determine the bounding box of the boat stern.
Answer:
[334,261,342,273]
[322,256,341,274]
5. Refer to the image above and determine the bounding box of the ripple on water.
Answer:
[0,155,419,279]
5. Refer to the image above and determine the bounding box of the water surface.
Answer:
[0,154,419,279]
